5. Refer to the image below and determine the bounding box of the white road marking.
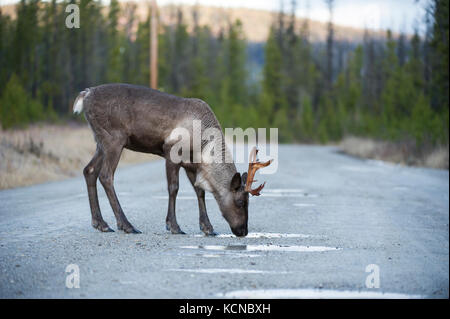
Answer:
[218,288,423,299]
[293,203,316,207]
[264,189,305,193]
[195,253,260,258]
[194,232,312,239]
[260,193,319,198]
[181,244,340,252]
[168,268,290,274]
[152,195,213,200]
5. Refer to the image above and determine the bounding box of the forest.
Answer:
[0,0,448,154]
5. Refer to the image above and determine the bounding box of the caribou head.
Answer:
[219,147,273,237]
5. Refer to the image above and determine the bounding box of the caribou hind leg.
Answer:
[98,138,141,234]
[83,146,114,232]
[165,159,185,234]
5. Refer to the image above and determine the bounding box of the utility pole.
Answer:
[150,0,158,89]
[325,0,334,92]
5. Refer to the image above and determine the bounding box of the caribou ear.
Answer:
[241,172,248,186]
[230,173,242,191]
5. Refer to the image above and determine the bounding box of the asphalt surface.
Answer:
[0,145,448,298]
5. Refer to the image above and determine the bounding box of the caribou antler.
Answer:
[245,147,273,196]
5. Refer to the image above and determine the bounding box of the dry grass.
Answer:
[0,123,159,190]
[339,136,449,170]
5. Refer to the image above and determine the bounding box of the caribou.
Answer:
[74,83,272,237]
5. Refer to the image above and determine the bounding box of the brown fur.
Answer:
[77,83,249,236]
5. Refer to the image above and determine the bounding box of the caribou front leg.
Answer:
[185,169,217,236]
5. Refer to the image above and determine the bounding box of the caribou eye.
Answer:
[236,199,244,208]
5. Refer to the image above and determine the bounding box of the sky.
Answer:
[1,0,430,34]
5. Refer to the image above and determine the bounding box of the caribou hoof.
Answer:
[118,223,141,234]
[125,227,142,234]
[200,223,217,236]
[170,228,186,235]
[166,223,185,234]
[204,230,218,237]
[92,220,114,232]
[201,227,217,237]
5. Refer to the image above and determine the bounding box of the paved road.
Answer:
[0,145,448,298]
